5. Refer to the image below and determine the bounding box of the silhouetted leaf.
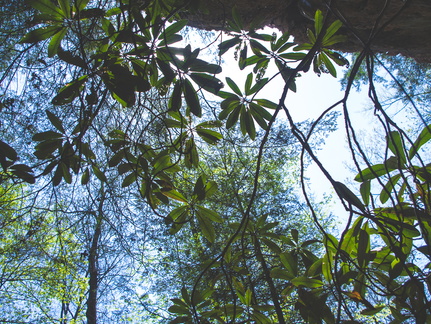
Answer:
[184,79,201,117]
[334,181,365,212]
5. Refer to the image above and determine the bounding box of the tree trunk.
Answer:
[86,189,105,324]
[184,0,431,62]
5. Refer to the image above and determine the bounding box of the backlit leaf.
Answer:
[162,190,188,203]
[196,211,216,243]
[291,276,323,288]
[409,124,431,159]
[20,26,63,44]
[387,131,406,165]
[48,27,67,57]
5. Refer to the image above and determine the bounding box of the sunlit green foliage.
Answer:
[1,0,431,323]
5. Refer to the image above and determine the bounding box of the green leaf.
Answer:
[33,131,63,141]
[219,98,239,120]
[249,102,272,121]
[244,73,253,96]
[225,77,242,97]
[244,289,252,307]
[248,31,274,42]
[279,52,307,60]
[357,228,370,268]
[225,105,241,129]
[321,252,333,282]
[380,173,402,204]
[196,120,222,128]
[10,165,35,184]
[196,205,222,223]
[261,238,282,254]
[196,128,223,144]
[219,36,241,55]
[122,172,136,188]
[196,211,216,243]
[168,205,189,222]
[387,131,406,166]
[270,267,292,280]
[153,58,172,84]
[52,75,88,105]
[320,52,337,77]
[255,99,278,109]
[280,251,298,277]
[52,163,63,186]
[322,35,348,47]
[58,0,70,18]
[0,140,18,161]
[409,124,431,159]
[160,20,188,39]
[158,34,183,46]
[48,27,67,57]
[57,48,87,68]
[81,168,90,185]
[324,20,343,41]
[168,305,190,315]
[193,174,206,201]
[360,180,371,206]
[240,108,256,139]
[184,138,199,168]
[248,78,268,94]
[108,150,125,167]
[189,60,222,74]
[354,163,396,182]
[46,110,65,133]
[291,276,323,288]
[204,180,218,199]
[190,73,223,94]
[34,139,61,159]
[60,162,72,184]
[27,0,64,17]
[239,46,247,70]
[169,81,183,112]
[184,79,201,117]
[20,26,63,44]
[361,306,385,316]
[314,10,323,35]
[251,311,272,323]
[272,31,291,51]
[334,181,365,212]
[162,190,188,203]
[249,39,270,55]
[249,104,268,130]
[92,165,107,182]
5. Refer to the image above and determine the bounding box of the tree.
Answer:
[1,0,431,323]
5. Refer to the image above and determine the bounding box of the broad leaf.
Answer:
[291,276,323,288]
[196,212,216,243]
[20,26,63,44]
[184,79,201,117]
[409,124,431,159]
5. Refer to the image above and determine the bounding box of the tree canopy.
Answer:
[1,0,431,323]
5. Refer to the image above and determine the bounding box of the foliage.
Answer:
[1,0,431,323]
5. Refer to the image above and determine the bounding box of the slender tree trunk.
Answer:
[86,188,104,324]
[253,236,286,324]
